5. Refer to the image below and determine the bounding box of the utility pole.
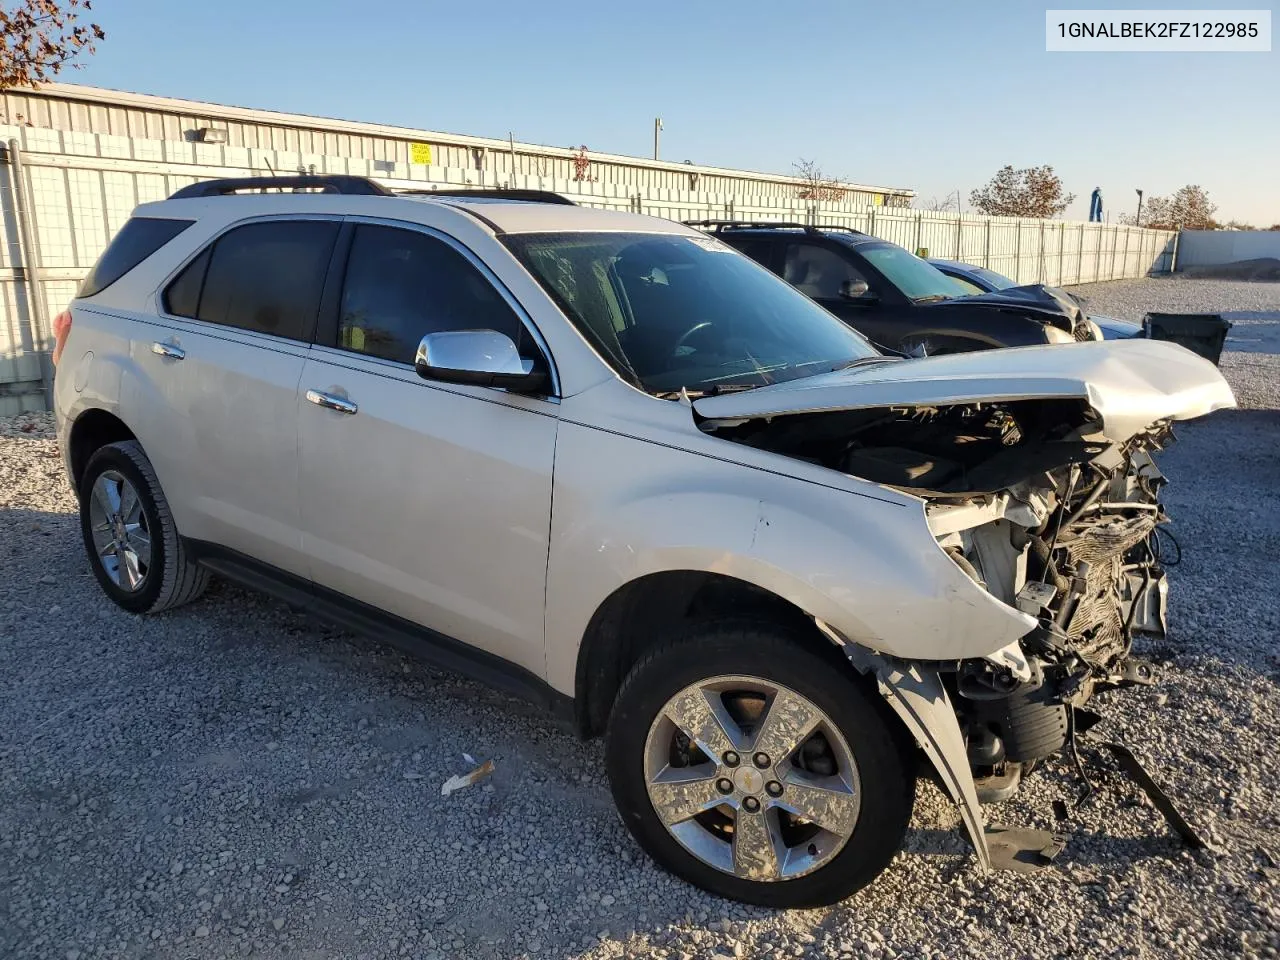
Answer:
[1135,188,1144,227]
[653,117,662,161]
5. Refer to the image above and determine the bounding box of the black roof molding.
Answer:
[169,175,392,198]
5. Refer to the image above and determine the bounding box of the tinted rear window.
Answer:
[78,217,194,298]
[164,220,339,341]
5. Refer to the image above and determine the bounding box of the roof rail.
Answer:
[400,187,576,205]
[683,219,868,237]
[169,175,392,199]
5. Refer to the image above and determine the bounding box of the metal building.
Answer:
[0,84,1175,416]
[1,83,915,206]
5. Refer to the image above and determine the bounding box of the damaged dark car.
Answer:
[688,220,1106,354]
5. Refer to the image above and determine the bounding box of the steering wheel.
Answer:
[673,321,715,354]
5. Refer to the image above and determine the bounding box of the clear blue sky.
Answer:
[67,0,1279,225]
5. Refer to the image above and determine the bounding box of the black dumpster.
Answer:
[1142,313,1232,366]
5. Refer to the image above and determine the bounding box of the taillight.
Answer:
[52,309,72,366]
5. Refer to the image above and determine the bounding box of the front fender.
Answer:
[543,420,1036,695]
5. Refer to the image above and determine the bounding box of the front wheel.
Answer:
[605,621,915,907]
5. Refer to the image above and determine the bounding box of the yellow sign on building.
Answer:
[410,142,433,165]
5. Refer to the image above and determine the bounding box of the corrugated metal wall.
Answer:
[0,124,1177,416]
[0,84,915,206]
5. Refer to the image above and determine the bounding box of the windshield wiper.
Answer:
[913,294,953,304]
[832,356,900,372]
[655,382,760,401]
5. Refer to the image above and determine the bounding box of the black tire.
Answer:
[605,620,915,907]
[78,440,209,614]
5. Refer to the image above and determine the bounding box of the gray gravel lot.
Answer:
[2,276,1278,960]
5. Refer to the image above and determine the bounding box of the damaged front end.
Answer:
[709,396,1176,802]
[694,340,1236,867]
[922,409,1173,805]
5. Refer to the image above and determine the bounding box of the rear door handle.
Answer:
[151,341,185,360]
[305,389,358,415]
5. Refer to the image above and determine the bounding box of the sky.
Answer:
[63,0,1280,225]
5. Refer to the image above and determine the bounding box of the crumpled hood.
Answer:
[693,338,1236,443]
[934,283,1084,331]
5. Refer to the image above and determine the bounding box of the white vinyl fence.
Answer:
[0,125,1178,415]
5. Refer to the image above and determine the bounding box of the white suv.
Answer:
[54,176,1234,907]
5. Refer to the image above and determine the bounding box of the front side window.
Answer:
[503,231,878,395]
[164,219,339,341]
[336,225,528,365]
[783,243,867,300]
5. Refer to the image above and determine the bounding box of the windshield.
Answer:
[858,243,963,301]
[503,231,879,395]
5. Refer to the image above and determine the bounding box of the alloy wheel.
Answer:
[87,470,152,592]
[643,675,861,882]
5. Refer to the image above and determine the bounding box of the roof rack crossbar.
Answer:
[169,175,392,199]
[683,219,868,237]
[399,187,576,205]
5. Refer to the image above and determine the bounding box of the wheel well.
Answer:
[69,409,136,493]
[573,571,840,739]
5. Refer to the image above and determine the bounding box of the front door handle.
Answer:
[151,341,185,361]
[305,389,358,415]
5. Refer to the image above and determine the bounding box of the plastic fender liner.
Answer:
[816,620,991,872]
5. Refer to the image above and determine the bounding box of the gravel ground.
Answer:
[2,276,1278,960]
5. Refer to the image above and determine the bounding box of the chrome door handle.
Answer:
[151,341,185,360]
[305,389,358,415]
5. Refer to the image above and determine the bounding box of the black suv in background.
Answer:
[687,221,1097,355]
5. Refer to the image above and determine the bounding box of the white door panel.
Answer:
[124,316,308,576]
[298,351,557,677]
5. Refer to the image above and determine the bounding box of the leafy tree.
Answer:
[793,158,846,202]
[969,165,1074,219]
[0,0,104,90]
[1128,185,1218,230]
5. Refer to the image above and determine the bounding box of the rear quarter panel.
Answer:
[54,306,133,491]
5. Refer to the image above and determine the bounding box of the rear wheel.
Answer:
[79,440,209,614]
[605,621,915,907]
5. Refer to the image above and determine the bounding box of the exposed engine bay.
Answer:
[705,397,1174,804]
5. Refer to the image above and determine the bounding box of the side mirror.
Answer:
[414,330,548,393]
[839,278,873,301]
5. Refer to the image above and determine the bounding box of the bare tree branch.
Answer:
[793,158,846,203]
[0,0,106,90]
